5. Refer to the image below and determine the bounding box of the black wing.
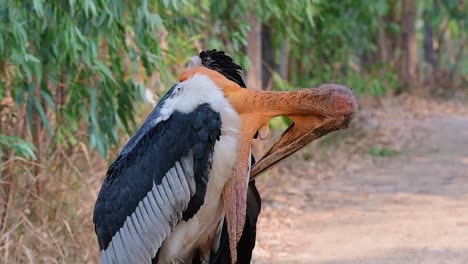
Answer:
[93,99,222,264]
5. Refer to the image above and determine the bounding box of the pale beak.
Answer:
[179,67,357,263]
[250,85,357,178]
[223,84,357,263]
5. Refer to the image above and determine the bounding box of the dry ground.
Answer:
[252,94,468,264]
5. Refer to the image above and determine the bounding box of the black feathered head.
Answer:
[186,49,246,88]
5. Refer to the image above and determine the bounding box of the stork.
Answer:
[93,50,356,264]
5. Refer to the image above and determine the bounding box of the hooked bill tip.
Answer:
[317,84,358,117]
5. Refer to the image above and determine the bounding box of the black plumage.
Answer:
[93,101,222,252]
[199,50,246,88]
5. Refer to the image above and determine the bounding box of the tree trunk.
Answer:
[279,41,289,80]
[448,33,465,84]
[377,16,389,63]
[444,28,455,66]
[423,9,437,86]
[246,12,262,90]
[399,0,419,90]
[261,24,275,91]
[387,0,400,64]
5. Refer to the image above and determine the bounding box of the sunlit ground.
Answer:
[253,93,468,264]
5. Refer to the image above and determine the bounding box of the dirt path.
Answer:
[253,98,468,264]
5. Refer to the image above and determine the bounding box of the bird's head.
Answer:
[180,50,357,262]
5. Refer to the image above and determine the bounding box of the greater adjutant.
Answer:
[93,50,357,264]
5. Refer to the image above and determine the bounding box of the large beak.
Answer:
[249,85,357,178]
[180,67,357,263]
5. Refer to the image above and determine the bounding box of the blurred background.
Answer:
[0,0,466,263]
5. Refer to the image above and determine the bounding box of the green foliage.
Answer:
[301,149,314,161]
[0,0,464,161]
[0,0,250,158]
[259,0,318,42]
[0,0,258,159]
[268,116,292,131]
[0,0,162,157]
[347,64,402,96]
[259,0,403,96]
[0,134,36,160]
[369,146,400,157]
[278,0,377,87]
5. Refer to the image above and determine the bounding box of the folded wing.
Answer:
[93,97,222,264]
